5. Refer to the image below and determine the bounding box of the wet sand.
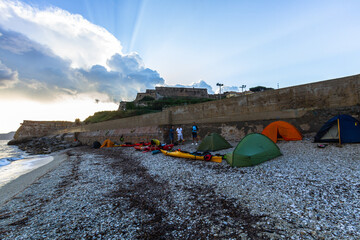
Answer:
[0,152,68,207]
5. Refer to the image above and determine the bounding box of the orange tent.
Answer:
[261,121,302,143]
[100,139,115,148]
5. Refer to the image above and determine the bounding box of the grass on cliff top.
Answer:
[84,109,159,124]
[84,97,214,124]
[138,97,214,110]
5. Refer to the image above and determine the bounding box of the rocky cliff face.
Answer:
[14,121,76,140]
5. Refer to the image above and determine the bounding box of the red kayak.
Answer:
[134,144,174,152]
[162,144,174,150]
[134,145,155,151]
[121,142,151,147]
[119,143,135,147]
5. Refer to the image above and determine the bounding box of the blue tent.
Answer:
[314,114,360,143]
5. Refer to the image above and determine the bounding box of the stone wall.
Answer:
[15,74,360,144]
[155,87,208,98]
[168,74,360,126]
[14,121,76,140]
[135,87,208,101]
[134,89,157,101]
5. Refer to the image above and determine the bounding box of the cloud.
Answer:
[0,0,122,69]
[0,27,77,99]
[222,86,240,92]
[172,80,215,94]
[171,80,241,94]
[0,61,18,88]
[77,55,164,101]
[0,1,164,102]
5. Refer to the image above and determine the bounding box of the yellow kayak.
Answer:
[160,149,222,163]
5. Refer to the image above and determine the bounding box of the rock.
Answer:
[9,135,83,155]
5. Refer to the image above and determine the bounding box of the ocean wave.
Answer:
[0,141,27,168]
[0,157,24,167]
[0,158,11,167]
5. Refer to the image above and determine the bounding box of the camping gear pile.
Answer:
[93,114,360,168]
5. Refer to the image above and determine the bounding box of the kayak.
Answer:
[162,144,174,150]
[119,143,136,147]
[120,142,151,147]
[135,144,174,152]
[134,146,160,151]
[160,149,222,163]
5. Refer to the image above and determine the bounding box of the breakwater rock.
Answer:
[8,135,82,155]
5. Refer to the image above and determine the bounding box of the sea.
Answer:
[0,140,53,188]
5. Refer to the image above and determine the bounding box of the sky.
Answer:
[1,0,360,133]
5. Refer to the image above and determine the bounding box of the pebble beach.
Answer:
[0,138,359,239]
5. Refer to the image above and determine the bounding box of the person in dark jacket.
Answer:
[169,125,175,144]
[192,122,199,145]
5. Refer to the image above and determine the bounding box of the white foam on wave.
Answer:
[0,140,27,167]
[0,156,54,188]
[0,158,11,167]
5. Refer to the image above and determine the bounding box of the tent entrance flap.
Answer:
[320,124,339,141]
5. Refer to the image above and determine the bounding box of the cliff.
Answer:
[13,121,76,140]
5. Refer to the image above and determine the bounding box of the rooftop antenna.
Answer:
[216,83,223,99]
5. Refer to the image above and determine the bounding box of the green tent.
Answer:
[197,133,232,152]
[225,133,282,167]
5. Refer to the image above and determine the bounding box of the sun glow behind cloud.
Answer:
[0,0,122,69]
[0,0,164,133]
[0,95,119,132]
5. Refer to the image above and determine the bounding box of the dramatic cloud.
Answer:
[0,1,164,102]
[0,0,122,69]
[78,54,164,101]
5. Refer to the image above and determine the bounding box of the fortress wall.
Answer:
[135,87,209,101]
[155,87,209,98]
[134,90,157,101]
[168,74,360,126]
[14,121,76,140]
[15,74,360,144]
[53,111,171,144]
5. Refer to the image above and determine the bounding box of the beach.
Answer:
[0,139,359,239]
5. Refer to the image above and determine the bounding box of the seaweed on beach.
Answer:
[94,147,272,239]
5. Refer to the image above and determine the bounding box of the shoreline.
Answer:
[0,151,68,207]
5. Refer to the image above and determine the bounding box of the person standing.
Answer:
[176,126,183,144]
[169,125,175,144]
[192,122,199,145]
